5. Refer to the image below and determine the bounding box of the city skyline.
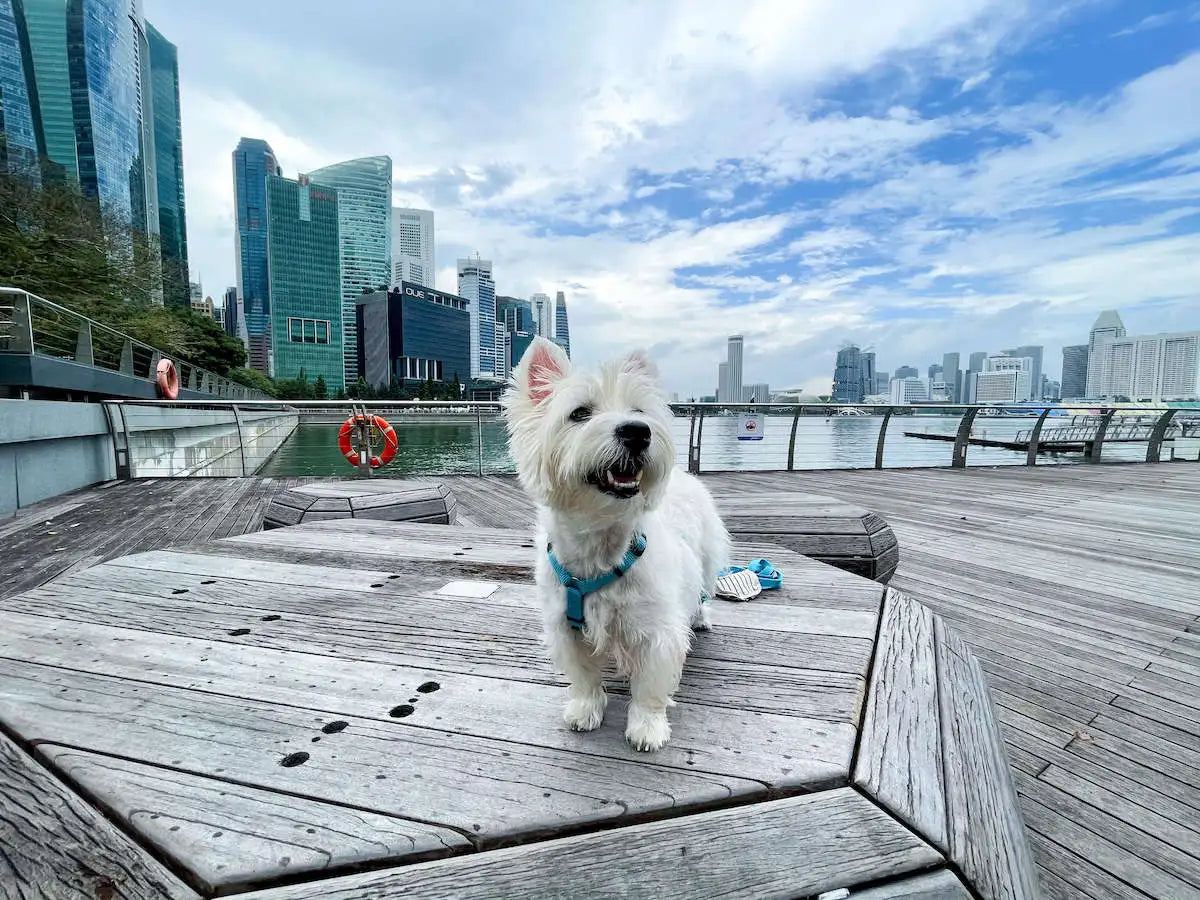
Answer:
[43,1,1200,395]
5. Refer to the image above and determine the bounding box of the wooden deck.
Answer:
[1,463,1198,898]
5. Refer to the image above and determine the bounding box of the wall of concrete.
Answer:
[1,401,299,517]
[0,399,117,516]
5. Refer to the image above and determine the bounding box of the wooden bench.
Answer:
[262,480,457,529]
[0,519,1037,898]
[716,492,900,583]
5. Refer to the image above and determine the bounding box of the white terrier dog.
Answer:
[503,337,729,751]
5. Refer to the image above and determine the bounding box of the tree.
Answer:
[313,375,328,400]
[228,367,277,397]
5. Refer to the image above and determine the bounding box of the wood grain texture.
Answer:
[935,617,1041,900]
[0,731,198,900]
[263,482,455,529]
[850,869,972,899]
[237,788,942,900]
[38,745,468,894]
[0,659,767,849]
[854,588,947,852]
[2,613,856,790]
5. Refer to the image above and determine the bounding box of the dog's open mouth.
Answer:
[587,460,643,499]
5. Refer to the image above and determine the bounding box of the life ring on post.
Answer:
[337,414,398,469]
[155,358,180,399]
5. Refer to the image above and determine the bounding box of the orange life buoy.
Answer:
[337,414,398,468]
[155,358,179,399]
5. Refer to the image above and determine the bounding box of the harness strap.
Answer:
[547,533,647,631]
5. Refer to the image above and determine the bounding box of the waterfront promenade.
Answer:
[1,463,1197,897]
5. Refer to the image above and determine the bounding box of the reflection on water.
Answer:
[260,414,1155,478]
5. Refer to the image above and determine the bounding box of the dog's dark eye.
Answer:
[569,406,592,422]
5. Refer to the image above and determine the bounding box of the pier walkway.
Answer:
[1,464,1198,898]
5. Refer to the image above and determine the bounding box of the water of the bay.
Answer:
[259,413,1158,477]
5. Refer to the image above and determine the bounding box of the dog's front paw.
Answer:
[691,604,713,631]
[564,693,607,732]
[625,706,671,751]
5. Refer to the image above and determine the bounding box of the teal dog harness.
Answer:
[547,532,647,630]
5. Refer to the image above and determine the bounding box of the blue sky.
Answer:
[151,0,1200,396]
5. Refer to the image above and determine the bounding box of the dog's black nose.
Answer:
[615,421,651,454]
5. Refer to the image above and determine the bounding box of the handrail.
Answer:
[0,286,269,400]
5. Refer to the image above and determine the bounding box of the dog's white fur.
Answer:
[503,337,729,751]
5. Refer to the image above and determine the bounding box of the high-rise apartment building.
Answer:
[233,137,281,373]
[554,291,571,359]
[833,344,865,403]
[457,256,497,377]
[390,207,434,288]
[941,352,961,403]
[266,173,343,391]
[0,0,42,182]
[145,22,188,305]
[305,155,392,388]
[1061,344,1088,399]
[1086,310,1127,397]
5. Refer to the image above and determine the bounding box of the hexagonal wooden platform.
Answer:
[0,520,1037,899]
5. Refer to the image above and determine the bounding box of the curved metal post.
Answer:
[231,404,248,476]
[475,405,484,476]
[786,407,802,471]
[1087,407,1117,462]
[874,408,895,469]
[693,410,706,474]
[1146,408,1178,463]
[686,407,698,474]
[1024,406,1053,466]
[952,407,981,468]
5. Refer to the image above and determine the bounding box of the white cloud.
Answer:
[147,0,1200,395]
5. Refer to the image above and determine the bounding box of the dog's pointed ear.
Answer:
[619,349,659,381]
[513,337,571,405]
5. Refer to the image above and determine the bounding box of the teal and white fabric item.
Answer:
[716,558,782,601]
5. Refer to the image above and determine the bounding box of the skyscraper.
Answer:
[875,371,890,394]
[146,22,187,305]
[530,292,552,337]
[727,335,744,405]
[894,365,918,379]
[222,285,239,339]
[1086,310,1126,397]
[717,362,730,403]
[554,291,571,359]
[928,363,942,382]
[1061,344,1088,399]
[457,256,496,377]
[860,351,876,401]
[305,155,392,388]
[965,351,987,403]
[390,207,434,287]
[19,0,74,181]
[833,344,865,403]
[233,137,281,373]
[941,352,961,403]
[496,296,534,334]
[1002,345,1044,400]
[1086,329,1200,401]
[266,173,342,390]
[0,0,42,182]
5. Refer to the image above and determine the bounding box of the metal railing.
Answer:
[0,287,269,399]
[100,399,1200,479]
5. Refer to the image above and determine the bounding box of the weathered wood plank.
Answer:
[0,731,198,900]
[1,613,856,789]
[237,788,942,900]
[935,618,1040,900]
[850,870,972,899]
[854,589,947,852]
[40,745,468,894]
[0,659,769,847]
